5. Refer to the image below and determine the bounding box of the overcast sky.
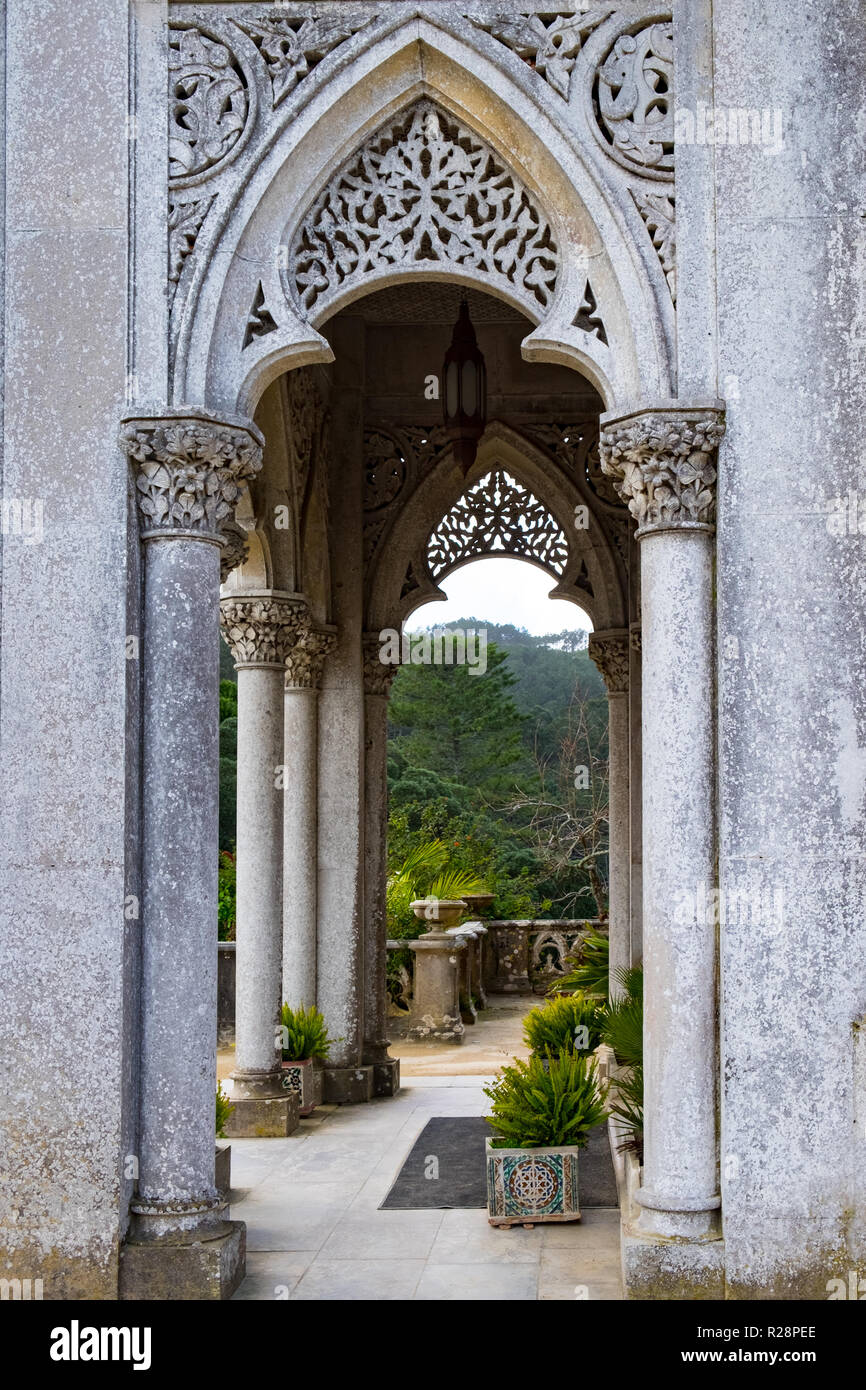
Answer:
[404,556,593,636]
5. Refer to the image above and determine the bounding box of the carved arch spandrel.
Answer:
[174,19,674,415]
[365,421,629,634]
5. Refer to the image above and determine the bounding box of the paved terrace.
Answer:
[222,1000,623,1301]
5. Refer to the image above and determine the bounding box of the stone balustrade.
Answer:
[386,919,603,1027]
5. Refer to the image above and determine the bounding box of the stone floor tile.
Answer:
[538,1246,623,1296]
[540,1210,622,1248]
[539,1278,624,1302]
[414,1261,539,1301]
[291,1259,425,1301]
[231,1184,354,1252]
[319,1208,444,1260]
[231,1251,314,1301]
[427,1207,543,1264]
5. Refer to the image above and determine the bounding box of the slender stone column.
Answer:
[628,624,643,965]
[588,630,630,998]
[601,402,726,1249]
[316,318,373,1103]
[118,409,261,1298]
[282,622,337,1008]
[220,593,306,1137]
[362,633,401,1095]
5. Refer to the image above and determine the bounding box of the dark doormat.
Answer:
[379,1117,619,1210]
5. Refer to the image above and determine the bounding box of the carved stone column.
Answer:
[282,621,337,1010]
[601,402,726,1270]
[588,629,630,998]
[118,409,261,1299]
[220,593,307,1137]
[362,633,401,1097]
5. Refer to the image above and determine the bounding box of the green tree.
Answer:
[388,640,526,795]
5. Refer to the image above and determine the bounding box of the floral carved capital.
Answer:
[363,632,399,698]
[588,632,630,695]
[220,595,307,668]
[599,405,725,535]
[220,519,250,583]
[284,623,338,691]
[120,410,263,543]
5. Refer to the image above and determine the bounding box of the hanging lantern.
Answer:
[442,298,487,476]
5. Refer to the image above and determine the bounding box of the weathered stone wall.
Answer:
[0,0,136,1297]
[714,0,866,1297]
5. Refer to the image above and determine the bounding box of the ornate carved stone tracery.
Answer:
[165,13,678,341]
[363,425,450,567]
[594,22,675,176]
[169,26,250,184]
[470,9,614,99]
[427,468,569,578]
[289,100,559,320]
[236,12,372,107]
[600,407,725,534]
[632,190,676,302]
[120,412,263,542]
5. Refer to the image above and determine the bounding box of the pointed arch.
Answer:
[366,421,628,633]
[174,17,676,417]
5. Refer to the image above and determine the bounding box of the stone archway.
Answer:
[116,9,725,1303]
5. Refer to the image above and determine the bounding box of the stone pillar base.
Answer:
[323,1064,375,1104]
[223,1093,299,1138]
[622,1229,726,1300]
[119,1220,246,1301]
[371,1058,400,1096]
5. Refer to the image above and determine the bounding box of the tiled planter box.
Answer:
[280,1058,323,1116]
[486,1138,581,1226]
[215,1142,231,1199]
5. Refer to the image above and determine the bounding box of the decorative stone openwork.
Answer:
[594,22,675,177]
[288,99,560,320]
[427,468,569,578]
[236,12,372,107]
[471,9,613,99]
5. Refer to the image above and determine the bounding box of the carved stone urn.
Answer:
[410,898,467,933]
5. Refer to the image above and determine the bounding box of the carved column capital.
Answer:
[284,623,338,691]
[119,408,263,545]
[599,402,725,536]
[589,630,630,695]
[220,593,307,669]
[220,520,250,583]
[363,632,399,698]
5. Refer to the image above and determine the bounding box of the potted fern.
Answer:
[522,993,606,1064]
[484,1051,607,1226]
[279,1004,332,1115]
